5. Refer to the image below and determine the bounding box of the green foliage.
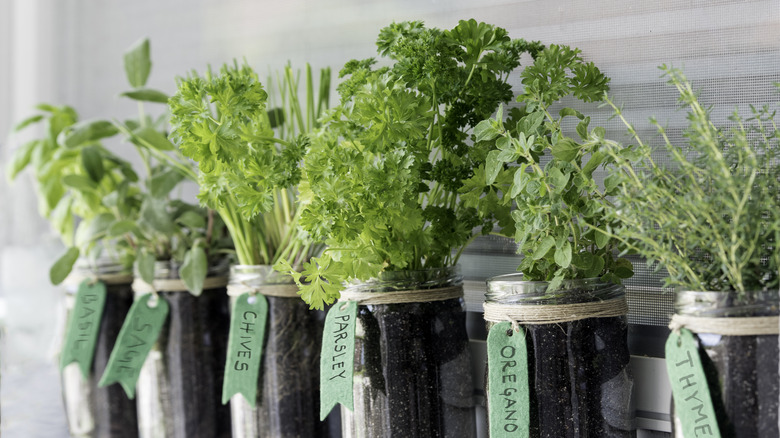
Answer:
[469,44,633,291]
[9,38,229,292]
[603,67,780,296]
[169,61,330,269]
[9,102,143,283]
[293,20,540,309]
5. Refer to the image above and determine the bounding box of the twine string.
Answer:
[483,297,629,325]
[669,314,780,336]
[225,282,301,298]
[132,276,229,296]
[63,272,134,288]
[338,286,463,305]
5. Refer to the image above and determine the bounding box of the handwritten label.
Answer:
[222,293,268,407]
[487,321,529,437]
[98,293,169,398]
[320,300,357,420]
[665,329,721,438]
[60,280,108,377]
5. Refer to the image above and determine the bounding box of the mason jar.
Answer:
[61,260,138,438]
[671,290,779,437]
[135,260,232,438]
[484,275,635,438]
[227,264,336,438]
[340,266,476,438]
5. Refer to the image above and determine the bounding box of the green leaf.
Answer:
[614,266,634,279]
[548,167,569,191]
[550,138,581,162]
[584,255,605,278]
[176,210,207,230]
[180,246,208,296]
[50,247,80,285]
[119,88,169,103]
[559,107,584,119]
[75,213,115,247]
[150,169,184,198]
[124,38,151,88]
[547,271,565,292]
[140,197,175,234]
[594,229,610,249]
[7,140,38,181]
[510,165,529,198]
[13,114,44,132]
[62,174,98,192]
[131,126,175,151]
[575,118,590,140]
[108,220,140,238]
[532,236,555,260]
[582,151,605,178]
[474,120,500,142]
[485,150,503,185]
[136,248,156,285]
[81,146,105,183]
[554,241,572,268]
[61,120,119,148]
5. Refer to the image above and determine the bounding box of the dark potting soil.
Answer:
[348,297,475,438]
[249,296,334,438]
[87,282,139,438]
[693,333,780,438]
[522,316,634,438]
[152,287,232,438]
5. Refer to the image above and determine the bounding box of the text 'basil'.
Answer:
[487,321,529,437]
[60,280,107,377]
[665,329,721,438]
[320,300,357,420]
[222,293,268,407]
[98,293,169,398]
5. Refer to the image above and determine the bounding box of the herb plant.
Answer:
[168,62,330,270]
[603,67,780,296]
[285,19,543,309]
[472,44,634,291]
[8,104,141,284]
[7,38,230,293]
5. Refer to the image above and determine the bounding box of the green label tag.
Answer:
[487,321,530,437]
[665,329,721,438]
[98,293,169,398]
[221,293,268,407]
[60,280,107,377]
[320,300,357,420]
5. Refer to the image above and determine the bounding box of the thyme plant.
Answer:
[603,67,780,296]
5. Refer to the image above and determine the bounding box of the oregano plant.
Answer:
[602,66,780,296]
[468,44,634,291]
[283,19,544,309]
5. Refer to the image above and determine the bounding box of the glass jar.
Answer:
[672,290,779,437]
[341,266,476,438]
[135,260,232,438]
[485,275,635,438]
[228,265,336,438]
[61,260,138,438]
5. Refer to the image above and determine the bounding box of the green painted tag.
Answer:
[98,293,169,398]
[319,300,357,420]
[665,329,721,438]
[221,293,268,407]
[487,321,530,437]
[60,280,107,377]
